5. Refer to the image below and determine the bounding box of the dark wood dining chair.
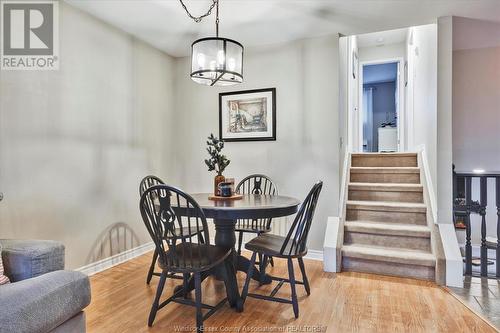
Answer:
[139,175,204,284]
[235,174,278,269]
[140,184,240,332]
[241,181,323,318]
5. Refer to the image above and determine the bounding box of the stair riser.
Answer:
[350,173,420,184]
[342,257,435,281]
[344,232,431,252]
[348,189,423,203]
[346,209,427,225]
[352,156,418,168]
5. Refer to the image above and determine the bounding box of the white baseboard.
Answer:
[76,242,155,276]
[305,249,324,261]
[76,240,324,277]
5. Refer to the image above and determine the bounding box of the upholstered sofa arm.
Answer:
[0,240,65,282]
[0,270,91,333]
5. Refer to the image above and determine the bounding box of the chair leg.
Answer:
[241,252,257,303]
[287,258,299,318]
[297,257,310,296]
[269,256,274,267]
[148,270,167,326]
[194,272,203,333]
[182,273,190,298]
[198,232,205,244]
[237,231,244,256]
[146,249,159,285]
[259,254,268,285]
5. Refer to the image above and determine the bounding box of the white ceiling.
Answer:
[66,0,500,57]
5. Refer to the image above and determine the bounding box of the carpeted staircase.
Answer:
[341,153,436,281]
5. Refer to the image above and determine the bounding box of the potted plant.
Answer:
[204,134,230,196]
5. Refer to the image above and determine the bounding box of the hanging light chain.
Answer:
[179,0,218,23]
[215,0,219,37]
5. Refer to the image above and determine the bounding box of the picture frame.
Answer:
[219,88,276,142]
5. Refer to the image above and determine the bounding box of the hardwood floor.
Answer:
[86,252,496,333]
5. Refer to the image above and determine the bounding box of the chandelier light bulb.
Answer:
[197,53,206,68]
[227,57,236,71]
[217,50,225,65]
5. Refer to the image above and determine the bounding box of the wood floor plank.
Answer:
[85,252,496,333]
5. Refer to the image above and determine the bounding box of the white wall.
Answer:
[171,36,340,251]
[0,3,175,268]
[347,36,360,152]
[407,24,438,194]
[453,17,500,51]
[437,17,454,225]
[437,16,462,287]
[453,46,500,170]
[452,17,500,245]
[358,42,406,62]
[338,36,349,176]
[453,17,500,171]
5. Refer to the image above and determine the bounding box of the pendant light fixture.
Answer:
[179,0,243,86]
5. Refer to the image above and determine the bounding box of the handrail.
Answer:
[418,149,447,285]
[338,151,351,222]
[417,146,438,223]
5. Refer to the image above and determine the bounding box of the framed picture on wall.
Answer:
[219,88,276,142]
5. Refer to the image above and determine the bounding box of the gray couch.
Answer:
[0,240,91,333]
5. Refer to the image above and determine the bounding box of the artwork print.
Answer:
[219,88,276,142]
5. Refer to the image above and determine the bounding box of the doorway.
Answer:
[360,61,401,152]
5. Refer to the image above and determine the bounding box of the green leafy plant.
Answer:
[204,133,230,176]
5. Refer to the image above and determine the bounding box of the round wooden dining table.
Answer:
[174,193,300,309]
[189,193,300,282]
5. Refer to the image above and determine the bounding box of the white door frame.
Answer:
[358,57,406,152]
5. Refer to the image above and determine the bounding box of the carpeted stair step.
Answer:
[351,153,418,168]
[341,244,436,281]
[348,182,424,203]
[350,167,420,184]
[346,200,427,225]
[344,220,431,251]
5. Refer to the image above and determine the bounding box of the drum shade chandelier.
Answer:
[179,0,243,86]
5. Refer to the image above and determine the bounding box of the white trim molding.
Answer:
[323,216,341,272]
[76,242,155,276]
[76,241,324,277]
[305,249,324,261]
[439,224,463,287]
